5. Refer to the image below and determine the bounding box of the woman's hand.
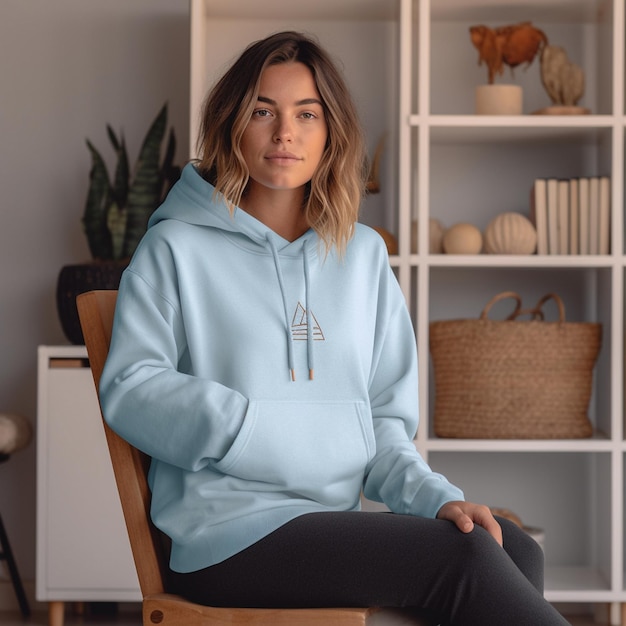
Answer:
[436,501,503,546]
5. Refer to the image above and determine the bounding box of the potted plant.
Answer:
[57,103,181,344]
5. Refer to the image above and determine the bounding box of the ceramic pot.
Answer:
[56,260,128,344]
[475,84,522,115]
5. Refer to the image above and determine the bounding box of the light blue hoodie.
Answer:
[99,163,464,573]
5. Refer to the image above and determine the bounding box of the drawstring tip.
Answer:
[309,369,314,381]
[290,369,296,382]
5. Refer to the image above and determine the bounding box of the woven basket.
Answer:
[429,291,602,439]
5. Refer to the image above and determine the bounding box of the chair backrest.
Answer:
[77,290,168,598]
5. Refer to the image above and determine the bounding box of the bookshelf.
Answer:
[190,0,626,622]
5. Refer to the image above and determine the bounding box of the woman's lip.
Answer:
[265,151,300,160]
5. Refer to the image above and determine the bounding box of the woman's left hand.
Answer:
[436,500,503,546]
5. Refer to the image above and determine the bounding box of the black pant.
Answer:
[168,511,571,626]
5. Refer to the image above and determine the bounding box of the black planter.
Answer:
[56,260,128,344]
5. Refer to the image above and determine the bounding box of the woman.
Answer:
[99,31,570,625]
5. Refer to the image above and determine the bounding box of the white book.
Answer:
[599,176,610,255]
[578,177,590,255]
[530,179,548,255]
[546,178,559,255]
[569,178,579,255]
[557,180,569,254]
[589,176,600,255]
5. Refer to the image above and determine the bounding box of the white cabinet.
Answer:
[36,346,140,625]
[190,1,626,622]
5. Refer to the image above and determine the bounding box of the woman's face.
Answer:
[240,62,328,197]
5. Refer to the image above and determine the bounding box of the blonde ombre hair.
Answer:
[196,31,367,255]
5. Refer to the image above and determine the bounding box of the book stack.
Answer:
[530,176,610,255]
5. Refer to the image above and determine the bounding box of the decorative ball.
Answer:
[0,413,33,456]
[411,218,445,254]
[442,223,483,254]
[373,227,398,255]
[484,212,537,255]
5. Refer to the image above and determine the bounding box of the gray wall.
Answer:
[0,0,190,606]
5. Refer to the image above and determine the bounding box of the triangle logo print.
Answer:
[291,302,325,341]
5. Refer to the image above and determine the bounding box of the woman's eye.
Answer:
[253,109,271,118]
[300,112,316,120]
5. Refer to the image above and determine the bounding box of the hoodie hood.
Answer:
[149,162,317,255]
[150,162,317,380]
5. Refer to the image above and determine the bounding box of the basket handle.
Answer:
[480,291,523,320]
[530,293,566,322]
[481,292,566,322]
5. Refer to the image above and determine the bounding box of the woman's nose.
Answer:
[273,117,293,143]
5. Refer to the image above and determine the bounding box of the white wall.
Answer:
[0,0,190,608]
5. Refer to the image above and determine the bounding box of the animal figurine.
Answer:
[540,45,585,107]
[470,22,548,84]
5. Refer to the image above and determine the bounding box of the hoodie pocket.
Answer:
[213,400,375,504]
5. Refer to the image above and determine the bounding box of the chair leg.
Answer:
[0,512,30,617]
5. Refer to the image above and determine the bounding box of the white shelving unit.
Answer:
[36,346,140,626]
[190,0,626,622]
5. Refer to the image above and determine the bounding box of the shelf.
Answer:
[545,565,613,602]
[419,254,617,267]
[423,117,615,144]
[427,0,614,116]
[430,0,609,24]
[196,0,398,20]
[424,436,614,453]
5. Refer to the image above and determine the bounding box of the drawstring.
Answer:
[266,234,314,382]
[303,242,314,380]
[267,235,296,381]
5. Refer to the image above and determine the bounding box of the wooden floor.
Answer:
[0,608,610,626]
[1,608,143,625]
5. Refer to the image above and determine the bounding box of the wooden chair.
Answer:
[76,290,433,626]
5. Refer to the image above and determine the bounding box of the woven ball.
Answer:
[484,212,537,254]
[0,413,33,456]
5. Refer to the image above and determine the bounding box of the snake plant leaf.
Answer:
[160,128,181,200]
[110,133,129,211]
[122,103,167,258]
[82,140,113,260]
[107,124,120,151]
[82,102,179,261]
[106,202,128,261]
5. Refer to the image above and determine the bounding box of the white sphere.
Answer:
[0,413,32,455]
